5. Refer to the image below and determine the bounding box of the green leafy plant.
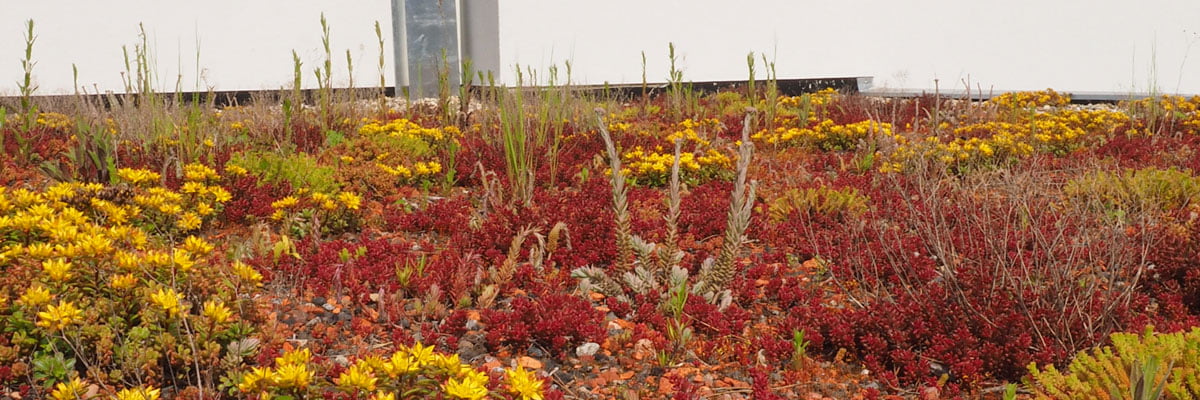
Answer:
[1064,167,1200,220]
[766,185,871,222]
[1027,326,1200,399]
[228,151,339,194]
[790,329,810,370]
[39,116,116,183]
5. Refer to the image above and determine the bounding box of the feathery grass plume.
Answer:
[595,108,635,274]
[493,225,535,285]
[695,109,758,302]
[546,221,570,255]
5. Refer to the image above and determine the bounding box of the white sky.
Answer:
[2,0,1199,95]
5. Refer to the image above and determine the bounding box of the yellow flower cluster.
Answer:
[358,118,461,142]
[1121,94,1200,135]
[880,107,1130,172]
[246,342,544,400]
[121,164,231,232]
[232,260,264,287]
[150,287,185,317]
[50,377,87,400]
[240,348,316,393]
[117,168,161,186]
[753,119,895,151]
[621,146,732,186]
[377,160,443,181]
[36,300,83,331]
[0,173,248,396]
[270,190,362,221]
[35,112,74,131]
[989,89,1071,109]
[114,385,162,400]
[777,87,839,109]
[664,118,722,146]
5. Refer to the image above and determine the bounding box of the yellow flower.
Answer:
[20,285,53,307]
[26,242,55,259]
[461,368,489,388]
[177,212,203,231]
[272,196,299,210]
[183,235,215,256]
[368,391,396,400]
[505,366,544,400]
[110,273,138,290]
[117,168,161,186]
[209,186,232,203]
[180,181,206,194]
[195,202,215,217]
[202,300,233,324]
[383,352,419,377]
[183,163,220,182]
[322,199,338,211]
[238,367,274,393]
[275,348,312,366]
[74,233,114,257]
[337,192,361,210]
[37,301,83,331]
[50,377,87,400]
[270,210,287,221]
[144,250,170,267]
[442,376,488,400]
[150,288,184,317]
[336,362,378,392]
[225,164,248,177]
[42,258,73,282]
[232,261,263,287]
[406,342,436,367]
[172,249,196,272]
[273,363,312,389]
[115,385,161,400]
[431,353,462,372]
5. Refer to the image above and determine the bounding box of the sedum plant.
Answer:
[1027,326,1200,400]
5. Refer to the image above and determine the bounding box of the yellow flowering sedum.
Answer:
[20,285,53,307]
[37,301,83,331]
[42,258,73,281]
[272,196,299,210]
[117,168,162,186]
[182,235,214,256]
[337,191,362,210]
[114,385,162,400]
[337,362,379,392]
[505,365,545,400]
[358,118,457,142]
[232,261,264,287]
[368,391,396,400]
[202,300,233,324]
[50,377,87,400]
[150,288,184,317]
[273,363,313,389]
[276,347,312,366]
[238,367,275,393]
[110,273,138,290]
[442,376,488,400]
